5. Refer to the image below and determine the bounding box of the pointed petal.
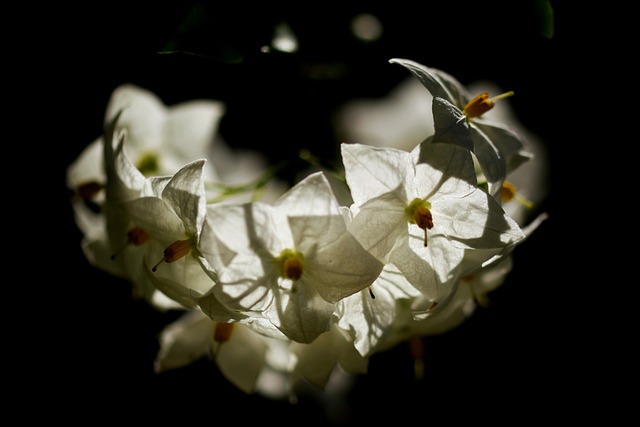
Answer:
[341,142,412,205]
[305,231,383,302]
[434,188,526,249]
[474,119,533,172]
[413,137,477,197]
[162,159,207,235]
[216,323,268,393]
[389,58,455,103]
[470,125,506,196]
[432,97,474,151]
[265,280,335,343]
[347,193,407,262]
[154,311,213,373]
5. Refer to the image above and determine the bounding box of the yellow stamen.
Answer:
[501,181,534,209]
[152,239,192,272]
[463,91,514,119]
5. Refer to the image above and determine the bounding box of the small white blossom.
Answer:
[197,171,383,343]
[343,138,525,303]
[389,58,533,197]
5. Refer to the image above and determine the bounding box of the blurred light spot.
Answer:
[271,22,298,53]
[351,13,383,41]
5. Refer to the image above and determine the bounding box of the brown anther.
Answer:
[111,226,151,260]
[152,239,191,272]
[127,226,151,246]
[76,181,104,200]
[214,322,235,343]
[283,257,303,281]
[413,205,433,247]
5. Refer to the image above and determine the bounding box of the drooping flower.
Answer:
[335,263,422,357]
[119,158,229,314]
[154,308,295,397]
[342,138,525,304]
[197,171,384,343]
[66,85,226,308]
[389,58,533,197]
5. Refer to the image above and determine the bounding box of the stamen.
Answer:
[283,257,303,281]
[405,198,434,247]
[463,91,514,119]
[152,239,191,272]
[212,322,235,359]
[414,206,433,247]
[214,322,235,343]
[501,181,517,203]
[76,181,104,200]
[501,181,534,209]
[111,226,151,260]
[276,249,305,282]
[368,287,376,299]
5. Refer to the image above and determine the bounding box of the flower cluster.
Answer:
[67,58,548,400]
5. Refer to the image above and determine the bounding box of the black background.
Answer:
[16,1,613,424]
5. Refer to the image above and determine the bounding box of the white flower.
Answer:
[119,158,226,311]
[154,309,295,397]
[154,309,366,401]
[342,138,525,303]
[197,171,383,343]
[102,84,225,178]
[389,58,533,197]
[291,324,368,389]
[66,84,225,308]
[335,264,422,357]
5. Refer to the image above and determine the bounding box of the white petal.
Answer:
[341,143,412,205]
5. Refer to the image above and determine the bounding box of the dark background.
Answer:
[17,1,612,424]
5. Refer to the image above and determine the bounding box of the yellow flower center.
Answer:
[276,249,304,281]
[405,198,433,247]
[136,152,160,176]
[463,91,514,119]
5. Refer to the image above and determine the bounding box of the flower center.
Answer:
[463,91,514,119]
[405,198,433,247]
[136,152,160,176]
[152,239,193,272]
[276,249,305,281]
